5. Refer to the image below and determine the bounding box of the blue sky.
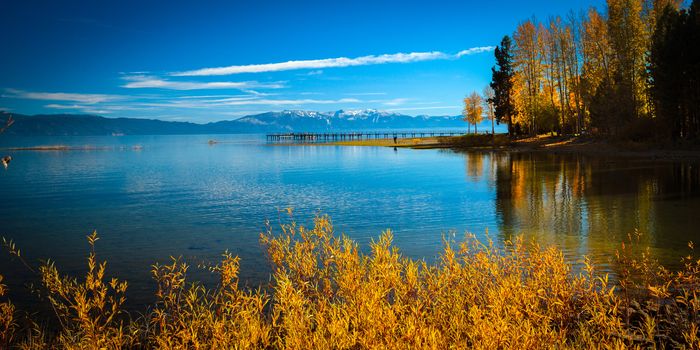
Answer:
[0,0,603,122]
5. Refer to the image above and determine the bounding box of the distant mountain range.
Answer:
[0,109,501,136]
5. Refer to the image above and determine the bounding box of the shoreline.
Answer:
[285,134,700,162]
[501,135,700,162]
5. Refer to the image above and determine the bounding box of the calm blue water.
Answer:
[1,134,699,308]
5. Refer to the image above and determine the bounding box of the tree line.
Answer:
[486,0,699,142]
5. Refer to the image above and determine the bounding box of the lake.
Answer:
[1,134,699,308]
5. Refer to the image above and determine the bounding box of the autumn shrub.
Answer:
[144,253,271,349]
[0,274,16,348]
[260,215,615,349]
[1,213,700,349]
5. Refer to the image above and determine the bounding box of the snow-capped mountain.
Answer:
[1,109,491,136]
[228,109,466,132]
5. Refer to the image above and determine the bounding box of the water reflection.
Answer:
[460,151,700,270]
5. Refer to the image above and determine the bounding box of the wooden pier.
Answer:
[266,131,464,143]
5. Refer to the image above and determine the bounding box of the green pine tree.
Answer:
[490,36,518,137]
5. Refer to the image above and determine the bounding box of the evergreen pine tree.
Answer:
[490,36,518,137]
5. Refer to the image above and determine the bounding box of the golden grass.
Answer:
[440,133,511,148]
[330,137,443,147]
[1,214,700,349]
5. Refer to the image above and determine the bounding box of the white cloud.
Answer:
[4,88,121,104]
[45,103,112,114]
[45,104,86,109]
[175,94,240,99]
[171,46,494,76]
[456,46,496,57]
[241,89,276,96]
[121,75,285,90]
[45,103,153,115]
[82,109,113,114]
[134,97,363,110]
[382,98,410,106]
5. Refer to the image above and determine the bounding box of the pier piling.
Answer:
[265,131,464,143]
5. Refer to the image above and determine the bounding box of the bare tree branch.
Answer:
[0,116,13,134]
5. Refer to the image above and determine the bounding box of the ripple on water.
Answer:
[1,135,699,308]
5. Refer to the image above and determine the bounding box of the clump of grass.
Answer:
[440,133,511,148]
[2,213,700,348]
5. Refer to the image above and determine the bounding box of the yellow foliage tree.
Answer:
[463,91,484,134]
